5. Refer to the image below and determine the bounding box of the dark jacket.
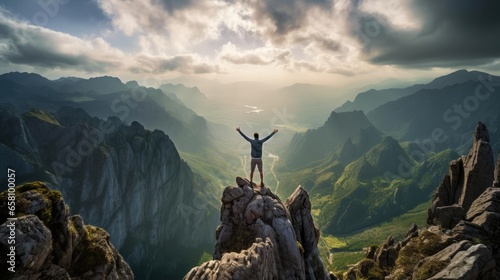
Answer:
[238,131,275,158]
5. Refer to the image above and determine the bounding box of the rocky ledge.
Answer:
[344,122,500,280]
[0,182,134,280]
[184,178,335,280]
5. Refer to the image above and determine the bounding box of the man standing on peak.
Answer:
[236,127,278,187]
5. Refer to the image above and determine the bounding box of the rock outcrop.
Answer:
[344,123,500,280]
[0,182,133,280]
[428,122,495,226]
[184,178,334,280]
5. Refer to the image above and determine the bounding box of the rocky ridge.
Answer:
[0,182,133,280]
[184,177,335,280]
[344,122,500,280]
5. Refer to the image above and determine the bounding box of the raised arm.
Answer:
[236,127,252,142]
[261,129,279,143]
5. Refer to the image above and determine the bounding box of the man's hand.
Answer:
[273,129,279,133]
[236,127,240,132]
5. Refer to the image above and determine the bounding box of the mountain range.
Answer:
[1,68,500,279]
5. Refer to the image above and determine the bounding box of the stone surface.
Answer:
[374,236,398,268]
[459,122,495,211]
[429,244,496,280]
[186,178,333,280]
[436,204,465,229]
[285,186,330,280]
[428,122,495,226]
[184,238,277,280]
[0,182,134,280]
[0,215,52,272]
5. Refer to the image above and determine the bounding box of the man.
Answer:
[236,127,278,186]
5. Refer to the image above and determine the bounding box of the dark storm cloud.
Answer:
[348,0,500,67]
[248,0,333,38]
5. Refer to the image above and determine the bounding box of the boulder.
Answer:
[429,244,497,280]
[0,182,134,280]
[436,204,465,229]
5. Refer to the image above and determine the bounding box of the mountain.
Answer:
[344,123,500,279]
[0,72,214,153]
[0,106,220,279]
[283,110,382,170]
[0,71,52,88]
[71,76,128,94]
[0,182,134,279]
[367,78,500,155]
[311,137,457,234]
[335,69,500,114]
[184,177,335,280]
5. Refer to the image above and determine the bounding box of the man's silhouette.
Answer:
[236,127,278,186]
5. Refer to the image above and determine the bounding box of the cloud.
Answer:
[96,0,228,51]
[247,0,333,39]
[0,9,120,72]
[0,9,221,76]
[347,0,500,67]
[132,54,221,74]
[220,42,291,65]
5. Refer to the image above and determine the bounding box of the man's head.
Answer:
[254,132,259,139]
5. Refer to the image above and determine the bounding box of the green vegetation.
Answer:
[392,230,451,280]
[0,181,62,225]
[413,259,448,280]
[72,225,114,275]
[197,251,213,265]
[319,201,428,274]
[23,109,60,126]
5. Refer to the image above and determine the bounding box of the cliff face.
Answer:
[0,182,133,279]
[184,177,335,280]
[344,122,500,280]
[0,106,219,279]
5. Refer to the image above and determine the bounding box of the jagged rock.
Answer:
[188,178,333,280]
[0,182,134,280]
[343,259,384,280]
[285,186,330,280]
[436,204,465,229]
[185,238,277,280]
[0,215,52,272]
[428,123,495,226]
[459,122,495,211]
[374,236,398,268]
[428,244,497,280]
[467,187,500,221]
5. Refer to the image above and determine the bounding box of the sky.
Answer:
[1,0,500,90]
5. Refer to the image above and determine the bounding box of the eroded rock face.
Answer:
[286,186,330,280]
[185,178,333,280]
[459,122,495,211]
[0,182,134,280]
[428,122,495,226]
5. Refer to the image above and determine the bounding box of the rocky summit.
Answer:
[0,182,133,280]
[184,177,335,280]
[343,122,500,280]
